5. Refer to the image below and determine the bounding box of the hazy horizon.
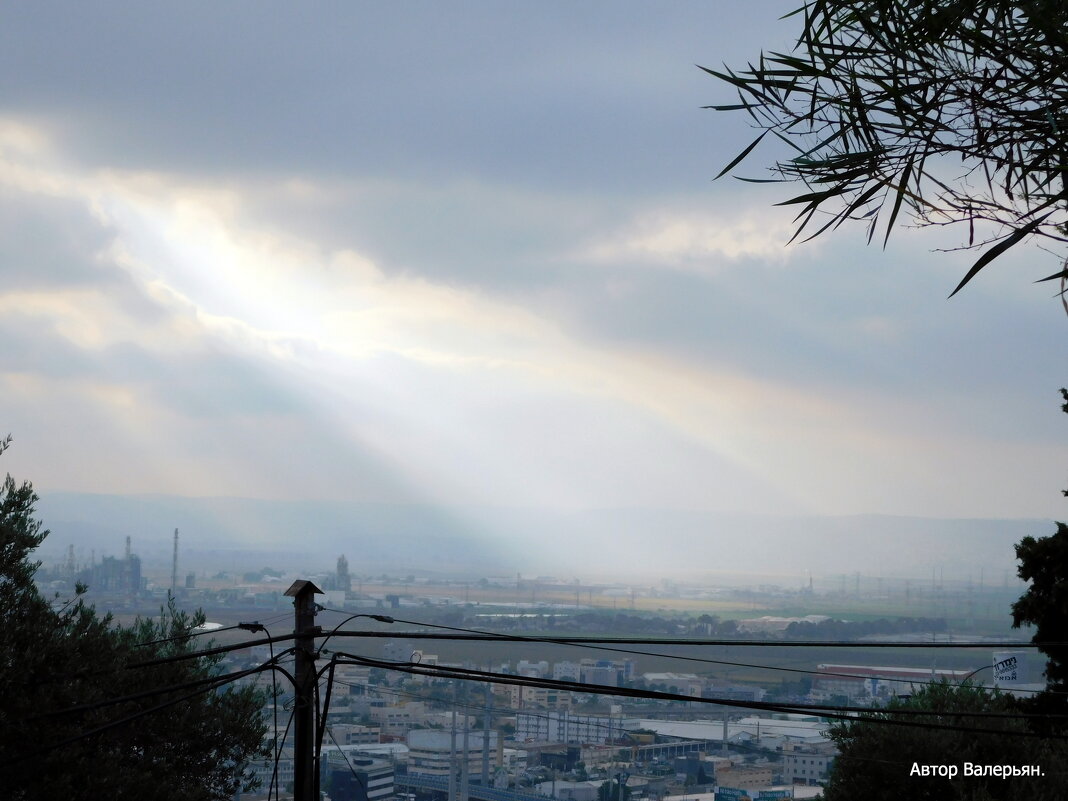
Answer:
[2,2,1064,576]
[33,489,1051,585]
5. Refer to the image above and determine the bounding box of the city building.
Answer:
[334,663,372,695]
[552,661,581,682]
[496,684,573,711]
[813,664,971,700]
[533,779,602,801]
[370,702,428,737]
[625,715,831,751]
[329,724,382,746]
[336,555,352,593]
[515,711,632,744]
[406,729,498,777]
[248,746,295,793]
[714,761,777,788]
[781,741,837,785]
[580,659,634,687]
[701,683,766,703]
[323,753,393,801]
[642,672,705,697]
[73,549,143,595]
[517,660,550,677]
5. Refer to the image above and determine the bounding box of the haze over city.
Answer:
[10,5,1068,800]
[1,2,1063,582]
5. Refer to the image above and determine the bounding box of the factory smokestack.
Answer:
[171,528,179,595]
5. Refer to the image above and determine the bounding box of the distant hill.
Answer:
[33,491,1052,582]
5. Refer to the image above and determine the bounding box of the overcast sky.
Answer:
[1,2,1064,532]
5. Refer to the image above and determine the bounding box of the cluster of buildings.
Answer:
[233,639,845,801]
[243,711,836,801]
[811,663,972,700]
[234,636,1043,801]
[51,552,1035,801]
[40,538,145,597]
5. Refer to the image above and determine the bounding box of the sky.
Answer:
[0,1,1064,548]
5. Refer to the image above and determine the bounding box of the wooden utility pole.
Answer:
[286,580,322,801]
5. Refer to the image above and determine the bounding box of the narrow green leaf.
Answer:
[1034,267,1068,284]
[883,154,914,248]
[714,131,768,180]
[774,183,849,206]
[839,180,885,226]
[948,216,1049,298]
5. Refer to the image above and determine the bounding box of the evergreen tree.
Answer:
[1010,389,1068,731]
[823,681,1068,800]
[0,451,268,800]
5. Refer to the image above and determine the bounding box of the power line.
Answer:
[21,601,1048,784]
[317,628,1046,649]
[329,670,805,735]
[331,678,710,741]
[319,610,1045,649]
[316,612,395,657]
[268,700,297,801]
[1,657,287,768]
[316,610,1037,693]
[113,626,1046,678]
[128,632,300,670]
[321,673,982,774]
[323,723,373,799]
[244,621,284,801]
[27,654,296,721]
[364,655,1067,719]
[341,610,1045,648]
[133,613,291,648]
[36,612,1037,708]
[327,653,1068,738]
[25,632,302,688]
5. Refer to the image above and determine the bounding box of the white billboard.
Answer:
[992,651,1029,686]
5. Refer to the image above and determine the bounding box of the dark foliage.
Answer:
[823,681,1068,800]
[1012,523,1068,694]
[1009,389,1068,731]
[706,0,1068,295]
[783,616,947,639]
[0,463,267,800]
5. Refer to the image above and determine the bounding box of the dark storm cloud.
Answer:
[0,2,795,191]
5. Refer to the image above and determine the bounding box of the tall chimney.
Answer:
[171,528,179,595]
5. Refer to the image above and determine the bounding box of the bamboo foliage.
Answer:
[705,0,1068,295]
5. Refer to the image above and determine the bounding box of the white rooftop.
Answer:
[628,717,830,745]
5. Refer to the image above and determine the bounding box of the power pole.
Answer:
[481,671,491,785]
[286,580,322,801]
[721,708,728,756]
